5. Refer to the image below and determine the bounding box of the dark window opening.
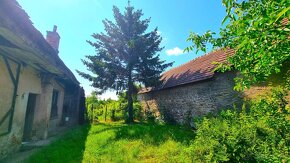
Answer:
[50,90,59,118]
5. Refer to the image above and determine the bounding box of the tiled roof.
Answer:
[139,49,234,93]
[139,18,288,94]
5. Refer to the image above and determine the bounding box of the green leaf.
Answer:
[275,6,290,23]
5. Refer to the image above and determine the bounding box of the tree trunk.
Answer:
[127,90,134,123]
[127,72,134,123]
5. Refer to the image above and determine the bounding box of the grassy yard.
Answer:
[26,122,195,163]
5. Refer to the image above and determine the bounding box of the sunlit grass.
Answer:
[26,122,195,162]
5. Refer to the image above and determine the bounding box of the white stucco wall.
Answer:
[0,57,42,158]
[0,57,14,135]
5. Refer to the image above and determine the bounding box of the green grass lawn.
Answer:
[26,122,195,163]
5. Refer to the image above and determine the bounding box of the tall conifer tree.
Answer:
[78,2,172,123]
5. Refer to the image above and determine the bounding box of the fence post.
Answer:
[105,105,107,122]
[91,104,94,123]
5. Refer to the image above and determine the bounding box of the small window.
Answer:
[50,90,59,118]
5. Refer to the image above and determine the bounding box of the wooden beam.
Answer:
[0,54,21,136]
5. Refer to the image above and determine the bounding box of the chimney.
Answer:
[46,25,60,54]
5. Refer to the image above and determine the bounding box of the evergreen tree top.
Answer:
[78,3,172,94]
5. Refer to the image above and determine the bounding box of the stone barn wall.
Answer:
[138,72,242,124]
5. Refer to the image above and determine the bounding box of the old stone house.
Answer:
[138,17,290,125]
[0,0,85,159]
[138,44,290,125]
[138,49,242,124]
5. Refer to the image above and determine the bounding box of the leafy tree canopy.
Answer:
[185,0,290,90]
[78,2,172,122]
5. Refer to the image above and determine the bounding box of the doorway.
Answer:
[22,93,37,142]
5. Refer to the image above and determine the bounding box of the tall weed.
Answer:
[188,87,290,162]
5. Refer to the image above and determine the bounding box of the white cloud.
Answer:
[99,91,118,100]
[83,86,118,100]
[156,30,162,36]
[166,47,184,56]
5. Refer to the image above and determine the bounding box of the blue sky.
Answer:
[17,0,226,99]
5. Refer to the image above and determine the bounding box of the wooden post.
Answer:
[105,105,107,122]
[91,104,94,123]
[111,109,115,121]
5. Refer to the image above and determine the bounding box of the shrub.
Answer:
[144,109,156,123]
[188,87,290,162]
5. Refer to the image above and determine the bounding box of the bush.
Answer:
[188,87,290,162]
[144,109,156,123]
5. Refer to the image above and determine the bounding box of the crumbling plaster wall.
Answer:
[0,56,65,159]
[0,57,41,159]
[47,80,64,137]
[0,57,15,134]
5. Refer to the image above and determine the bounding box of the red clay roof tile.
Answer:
[139,49,234,93]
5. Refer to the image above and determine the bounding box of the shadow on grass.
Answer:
[92,122,195,146]
[26,124,91,163]
[26,122,195,162]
